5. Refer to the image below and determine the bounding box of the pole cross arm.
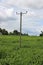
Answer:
[22,11,28,14]
[16,11,28,15]
[16,12,20,15]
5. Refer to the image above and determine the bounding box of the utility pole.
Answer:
[16,11,27,48]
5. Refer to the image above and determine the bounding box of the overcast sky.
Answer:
[0,0,43,35]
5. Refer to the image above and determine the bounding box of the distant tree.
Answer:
[2,29,8,35]
[40,31,43,36]
[0,28,29,36]
[13,30,19,35]
[23,33,28,36]
[9,32,13,35]
[0,28,2,33]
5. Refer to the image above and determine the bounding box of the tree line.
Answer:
[0,28,43,36]
[0,28,28,36]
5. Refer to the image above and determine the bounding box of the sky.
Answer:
[0,0,43,35]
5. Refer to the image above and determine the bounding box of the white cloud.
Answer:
[6,8,14,17]
[0,0,43,18]
[0,6,17,22]
[1,0,43,9]
[1,7,14,17]
[0,0,43,35]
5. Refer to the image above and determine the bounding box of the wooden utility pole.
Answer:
[16,11,27,48]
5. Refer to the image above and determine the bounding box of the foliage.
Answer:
[13,30,20,35]
[9,32,13,35]
[0,28,2,32]
[40,31,43,36]
[2,29,8,35]
[0,36,43,65]
[0,28,28,35]
[0,28,8,35]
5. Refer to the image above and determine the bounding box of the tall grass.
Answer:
[0,35,43,65]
